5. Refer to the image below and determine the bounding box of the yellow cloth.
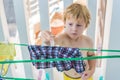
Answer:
[0,42,16,57]
[0,42,16,76]
[64,73,93,80]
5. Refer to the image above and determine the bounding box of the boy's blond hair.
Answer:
[64,3,91,28]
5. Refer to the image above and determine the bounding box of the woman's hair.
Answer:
[63,3,91,27]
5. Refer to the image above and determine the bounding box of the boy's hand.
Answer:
[81,70,94,80]
[38,31,53,45]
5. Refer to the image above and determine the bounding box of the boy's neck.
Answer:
[65,33,83,42]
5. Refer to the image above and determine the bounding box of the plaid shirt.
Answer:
[28,45,85,73]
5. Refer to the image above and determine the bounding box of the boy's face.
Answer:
[64,16,86,40]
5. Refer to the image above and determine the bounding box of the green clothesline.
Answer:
[1,56,120,80]
[2,43,118,64]
[0,43,120,80]
[14,43,28,46]
[14,43,120,52]
[1,76,35,80]
[0,55,120,64]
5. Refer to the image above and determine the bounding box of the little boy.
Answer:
[39,3,96,80]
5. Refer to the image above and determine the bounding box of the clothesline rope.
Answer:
[0,55,120,64]
[1,43,120,80]
[1,76,35,80]
[14,43,120,52]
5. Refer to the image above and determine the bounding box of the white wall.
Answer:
[105,0,120,80]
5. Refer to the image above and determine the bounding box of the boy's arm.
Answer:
[87,38,96,73]
[87,51,96,73]
[82,38,96,79]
